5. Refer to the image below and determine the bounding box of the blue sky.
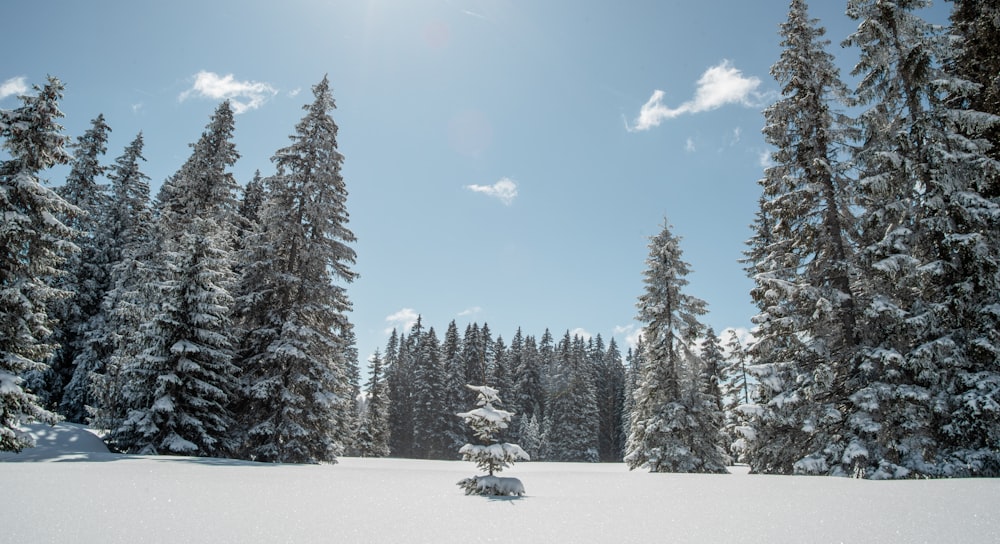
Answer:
[4,0,950,366]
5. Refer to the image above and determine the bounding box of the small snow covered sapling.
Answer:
[456,384,529,496]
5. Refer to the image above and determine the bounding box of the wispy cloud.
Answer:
[466,177,518,205]
[384,308,420,334]
[0,76,27,100]
[178,71,278,114]
[685,137,697,153]
[462,9,488,19]
[758,149,774,168]
[614,324,643,350]
[458,306,482,317]
[629,60,763,131]
[570,327,593,341]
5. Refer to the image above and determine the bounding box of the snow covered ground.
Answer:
[2,424,999,543]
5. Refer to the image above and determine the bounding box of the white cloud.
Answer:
[731,127,742,145]
[178,71,278,114]
[630,60,762,131]
[384,308,419,334]
[466,177,518,205]
[569,327,592,341]
[685,137,697,153]
[0,76,28,100]
[614,324,644,350]
[458,306,482,317]
[758,149,775,168]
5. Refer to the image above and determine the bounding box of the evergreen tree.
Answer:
[237,170,266,233]
[54,114,113,421]
[625,221,727,473]
[412,325,449,459]
[0,77,74,450]
[513,331,544,426]
[743,0,862,476]
[385,329,414,457]
[722,330,752,463]
[462,323,489,394]
[946,0,1000,198]
[110,102,240,456]
[236,76,358,463]
[844,0,1000,477]
[490,335,513,430]
[620,341,645,442]
[595,336,626,461]
[356,350,390,457]
[91,133,153,433]
[933,0,1000,476]
[700,328,725,413]
[541,332,599,462]
[516,413,542,460]
[456,385,528,496]
[440,320,469,455]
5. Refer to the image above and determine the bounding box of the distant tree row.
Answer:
[1,75,359,463]
[357,320,630,462]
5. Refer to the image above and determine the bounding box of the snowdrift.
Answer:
[2,424,999,543]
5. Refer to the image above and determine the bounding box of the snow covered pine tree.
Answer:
[457,385,529,496]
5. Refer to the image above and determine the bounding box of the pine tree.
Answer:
[742,0,862,476]
[412,326,449,459]
[513,331,544,426]
[540,332,599,462]
[843,0,1000,477]
[621,341,644,442]
[946,0,1000,198]
[457,385,528,496]
[110,102,241,456]
[625,220,727,473]
[91,133,153,433]
[0,76,74,451]
[490,335,514,431]
[932,0,1000,476]
[722,330,752,463]
[357,350,391,457]
[440,320,469,455]
[385,329,414,457]
[236,77,358,463]
[595,336,626,461]
[54,114,113,421]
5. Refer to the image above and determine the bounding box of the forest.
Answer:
[1,0,998,478]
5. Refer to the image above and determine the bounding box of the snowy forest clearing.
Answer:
[2,425,998,543]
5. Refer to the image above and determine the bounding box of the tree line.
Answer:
[3,0,998,478]
[357,320,633,462]
[2,76,358,463]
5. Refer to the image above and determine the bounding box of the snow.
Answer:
[3,424,1000,543]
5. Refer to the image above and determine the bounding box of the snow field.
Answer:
[2,424,999,543]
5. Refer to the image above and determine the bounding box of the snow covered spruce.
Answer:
[456,385,529,496]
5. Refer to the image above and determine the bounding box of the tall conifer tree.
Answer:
[0,77,74,451]
[111,102,240,456]
[91,133,153,433]
[55,114,113,421]
[844,0,1000,477]
[625,221,727,473]
[236,77,358,463]
[744,0,860,475]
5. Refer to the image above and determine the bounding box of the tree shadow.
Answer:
[485,494,527,504]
